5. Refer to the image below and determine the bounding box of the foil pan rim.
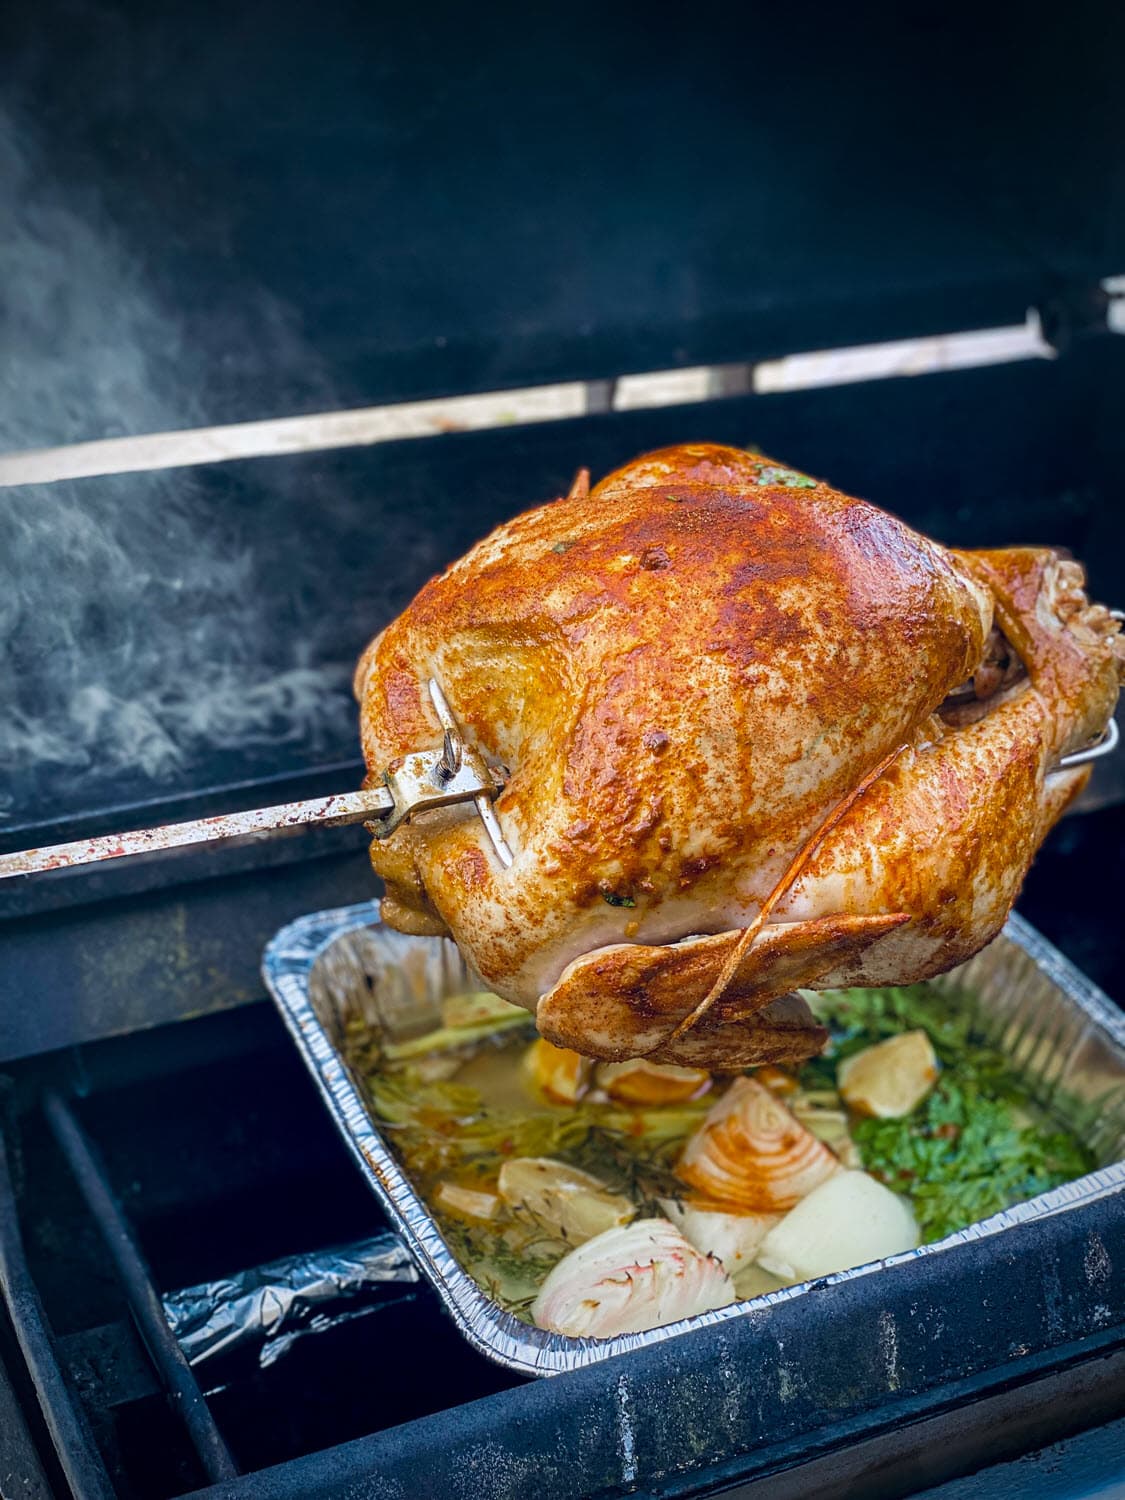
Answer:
[262,903,1125,1378]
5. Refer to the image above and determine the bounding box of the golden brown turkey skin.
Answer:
[355,445,1123,1067]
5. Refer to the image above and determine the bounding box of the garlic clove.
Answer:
[497,1157,634,1244]
[837,1030,938,1118]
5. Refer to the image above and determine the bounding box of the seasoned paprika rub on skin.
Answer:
[355,445,1124,1067]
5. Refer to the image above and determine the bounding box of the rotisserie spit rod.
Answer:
[0,680,514,881]
[0,671,1115,883]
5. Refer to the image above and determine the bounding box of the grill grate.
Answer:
[42,1092,238,1484]
[0,1106,116,1500]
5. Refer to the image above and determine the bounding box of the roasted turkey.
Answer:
[355,444,1123,1068]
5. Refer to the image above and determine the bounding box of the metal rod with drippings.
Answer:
[0,679,512,881]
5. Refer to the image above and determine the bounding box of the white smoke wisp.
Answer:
[0,105,354,819]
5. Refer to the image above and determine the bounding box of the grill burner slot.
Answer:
[0,1116,114,1500]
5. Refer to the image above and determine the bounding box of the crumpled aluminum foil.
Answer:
[163,1233,420,1378]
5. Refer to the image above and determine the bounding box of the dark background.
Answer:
[3,2,1121,432]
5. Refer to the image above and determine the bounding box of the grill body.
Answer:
[1,2,1124,1493]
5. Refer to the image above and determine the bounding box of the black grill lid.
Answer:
[1,2,1123,441]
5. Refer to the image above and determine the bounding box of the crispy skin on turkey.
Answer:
[355,445,1123,1067]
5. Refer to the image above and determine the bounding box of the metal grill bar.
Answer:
[0,1101,116,1500]
[43,1091,239,1484]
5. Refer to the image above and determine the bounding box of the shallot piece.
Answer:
[531,1218,735,1338]
[676,1077,839,1212]
[658,1198,780,1273]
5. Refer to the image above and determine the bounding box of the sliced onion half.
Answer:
[532,1218,735,1338]
[596,1059,711,1106]
[676,1076,839,1211]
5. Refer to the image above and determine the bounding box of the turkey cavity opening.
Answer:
[938,626,1026,727]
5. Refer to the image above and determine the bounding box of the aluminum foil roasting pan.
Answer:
[263,902,1125,1376]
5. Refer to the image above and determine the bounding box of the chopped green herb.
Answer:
[601,890,636,908]
[852,1072,1092,1242]
[801,985,1095,1243]
[755,465,817,489]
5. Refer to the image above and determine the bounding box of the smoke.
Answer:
[0,104,354,820]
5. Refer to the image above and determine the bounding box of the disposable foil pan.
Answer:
[263,902,1125,1377]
